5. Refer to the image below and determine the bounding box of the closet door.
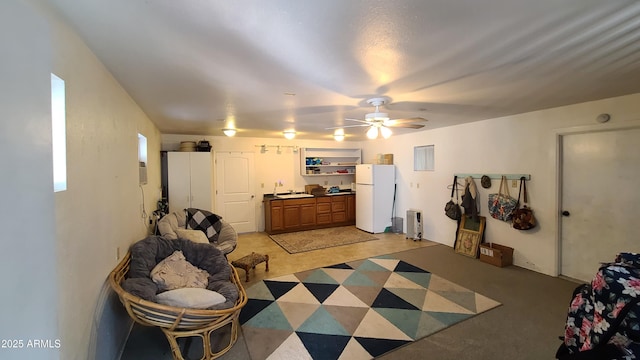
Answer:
[189,152,213,211]
[167,152,191,214]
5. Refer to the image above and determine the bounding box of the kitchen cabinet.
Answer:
[264,194,356,234]
[166,152,212,214]
[266,200,284,231]
[300,148,361,176]
[316,197,332,225]
[346,194,356,222]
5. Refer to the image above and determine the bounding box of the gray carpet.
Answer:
[120,244,579,360]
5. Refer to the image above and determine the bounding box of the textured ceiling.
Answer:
[46,0,640,141]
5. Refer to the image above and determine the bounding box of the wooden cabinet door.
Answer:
[331,196,346,224]
[346,194,356,223]
[283,204,301,229]
[300,203,316,226]
[316,198,331,224]
[270,201,284,231]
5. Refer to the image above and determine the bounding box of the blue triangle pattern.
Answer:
[304,283,340,303]
[297,332,352,360]
[303,269,340,285]
[297,306,350,335]
[372,288,420,310]
[243,257,500,359]
[244,302,292,330]
[396,271,432,288]
[324,263,353,269]
[395,260,431,273]
[264,280,298,299]
[354,337,411,358]
[239,299,273,325]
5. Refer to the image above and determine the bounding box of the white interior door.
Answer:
[215,152,256,233]
[560,127,640,282]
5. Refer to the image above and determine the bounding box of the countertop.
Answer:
[264,191,355,200]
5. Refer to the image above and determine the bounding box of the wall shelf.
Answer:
[300,148,361,176]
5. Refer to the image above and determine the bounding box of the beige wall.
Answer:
[41,2,162,359]
[0,2,59,359]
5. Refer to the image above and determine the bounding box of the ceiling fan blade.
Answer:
[386,123,425,129]
[384,117,427,128]
[325,124,370,130]
[345,118,370,124]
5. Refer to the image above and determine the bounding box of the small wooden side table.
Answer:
[231,252,269,282]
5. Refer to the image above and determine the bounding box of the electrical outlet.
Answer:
[261,183,264,188]
[417,183,420,188]
[116,247,120,261]
[512,180,517,187]
[324,181,328,185]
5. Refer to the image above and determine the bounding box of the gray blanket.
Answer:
[122,236,239,310]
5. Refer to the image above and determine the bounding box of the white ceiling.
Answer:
[47,0,640,141]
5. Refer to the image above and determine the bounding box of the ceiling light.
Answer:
[222,128,236,137]
[333,129,345,142]
[366,126,379,139]
[283,130,296,140]
[380,126,392,139]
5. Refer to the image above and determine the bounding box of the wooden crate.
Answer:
[479,243,513,267]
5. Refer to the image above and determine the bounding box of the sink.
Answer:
[275,193,314,199]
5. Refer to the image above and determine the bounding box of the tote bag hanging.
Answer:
[487,176,518,222]
[512,177,536,230]
[444,176,461,220]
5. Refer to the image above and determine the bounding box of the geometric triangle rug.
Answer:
[240,254,501,360]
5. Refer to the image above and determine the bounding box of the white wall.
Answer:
[9,2,163,360]
[361,93,640,276]
[0,1,59,359]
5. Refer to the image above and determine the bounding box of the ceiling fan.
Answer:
[327,97,427,139]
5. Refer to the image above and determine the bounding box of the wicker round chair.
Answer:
[109,251,248,360]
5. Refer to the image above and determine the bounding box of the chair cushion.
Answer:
[124,236,239,310]
[156,288,226,309]
[175,228,209,244]
[150,250,209,291]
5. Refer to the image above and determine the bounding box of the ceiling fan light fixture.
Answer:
[380,126,392,139]
[333,129,345,141]
[365,112,389,122]
[222,128,236,137]
[366,126,379,139]
[283,130,296,140]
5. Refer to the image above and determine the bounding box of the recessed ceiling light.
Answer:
[283,130,296,140]
[284,92,296,96]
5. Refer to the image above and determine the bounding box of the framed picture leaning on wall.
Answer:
[454,215,486,258]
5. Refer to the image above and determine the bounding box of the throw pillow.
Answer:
[186,208,222,240]
[150,250,209,291]
[175,228,209,244]
[156,288,226,309]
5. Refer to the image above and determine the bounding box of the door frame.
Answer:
[554,119,640,277]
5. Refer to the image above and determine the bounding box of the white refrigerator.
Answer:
[355,164,395,233]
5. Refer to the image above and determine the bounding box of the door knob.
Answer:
[562,210,570,217]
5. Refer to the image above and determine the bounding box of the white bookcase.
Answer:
[300,148,361,176]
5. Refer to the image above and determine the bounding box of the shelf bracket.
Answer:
[454,173,531,181]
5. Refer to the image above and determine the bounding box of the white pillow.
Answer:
[150,250,209,291]
[175,228,209,244]
[156,288,226,309]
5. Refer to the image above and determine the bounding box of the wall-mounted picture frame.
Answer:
[454,215,486,258]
